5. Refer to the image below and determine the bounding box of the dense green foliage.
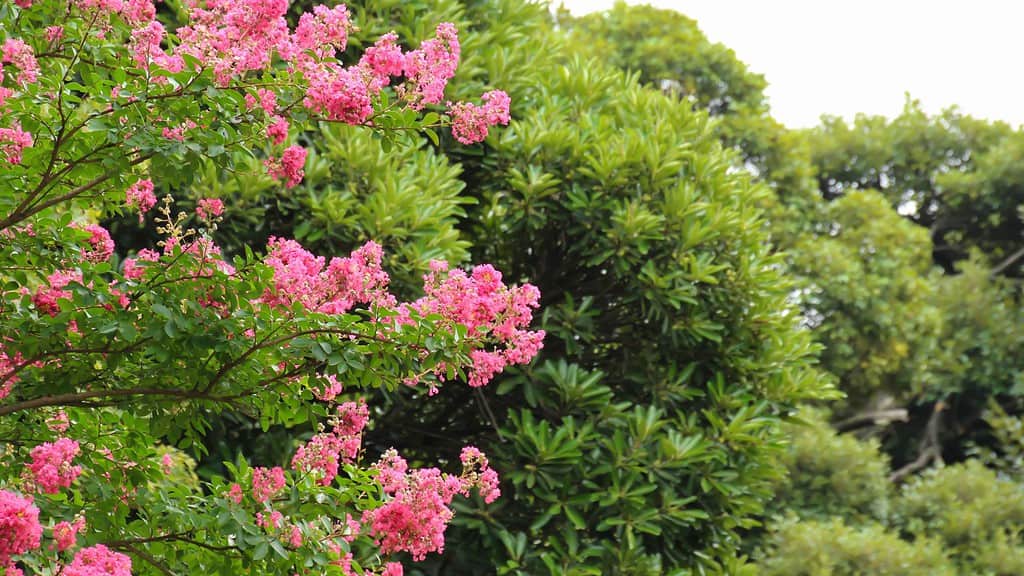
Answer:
[9,0,1021,573]
[203,1,837,574]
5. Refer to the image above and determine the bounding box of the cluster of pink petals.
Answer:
[176,0,291,85]
[130,20,184,73]
[0,124,33,164]
[363,450,461,561]
[401,23,460,109]
[364,446,499,562]
[121,248,159,280]
[28,438,82,494]
[196,198,224,220]
[225,483,244,504]
[252,466,286,503]
[460,446,501,504]
[256,510,284,530]
[0,490,42,566]
[52,517,86,552]
[64,544,132,576]
[33,270,82,317]
[1,38,39,86]
[264,145,307,188]
[358,33,404,92]
[449,90,512,145]
[0,344,23,400]
[81,224,115,263]
[402,262,545,387]
[292,401,368,486]
[265,116,289,144]
[292,4,352,59]
[125,179,157,219]
[261,238,395,314]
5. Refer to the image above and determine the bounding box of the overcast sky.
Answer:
[558,0,1024,128]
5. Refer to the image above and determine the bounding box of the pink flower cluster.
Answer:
[449,90,512,145]
[0,344,23,401]
[402,262,545,387]
[52,517,86,552]
[81,224,115,263]
[33,270,83,317]
[261,238,395,314]
[64,544,132,576]
[264,144,307,188]
[1,38,39,86]
[125,179,157,219]
[459,446,500,504]
[0,490,41,568]
[176,0,293,85]
[130,20,184,74]
[291,401,369,486]
[0,124,33,165]
[400,23,461,109]
[252,466,286,503]
[363,447,500,562]
[28,438,83,494]
[196,198,224,220]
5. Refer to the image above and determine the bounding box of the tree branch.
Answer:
[835,408,909,432]
[889,401,945,482]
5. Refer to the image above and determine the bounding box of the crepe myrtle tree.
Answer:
[0,0,536,574]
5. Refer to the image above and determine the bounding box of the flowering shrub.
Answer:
[0,0,536,574]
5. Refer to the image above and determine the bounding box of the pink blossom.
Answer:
[120,0,155,26]
[265,145,307,188]
[314,374,343,402]
[266,116,289,144]
[401,23,460,109]
[359,33,405,91]
[252,466,286,503]
[363,450,464,561]
[161,119,196,142]
[33,270,82,317]
[14,0,32,7]
[28,438,82,494]
[288,525,302,548]
[176,0,291,85]
[0,490,42,564]
[1,39,39,85]
[46,411,70,433]
[334,401,370,437]
[302,65,372,124]
[225,483,243,504]
[260,238,394,313]
[256,510,283,530]
[0,124,33,164]
[256,88,277,114]
[381,563,404,576]
[449,90,512,145]
[400,262,544,388]
[64,544,132,576]
[45,26,64,43]
[125,179,157,219]
[196,198,224,220]
[82,224,115,263]
[52,518,86,552]
[292,4,351,58]
[0,345,23,401]
[291,433,344,486]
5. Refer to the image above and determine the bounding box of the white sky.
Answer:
[557,0,1024,128]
